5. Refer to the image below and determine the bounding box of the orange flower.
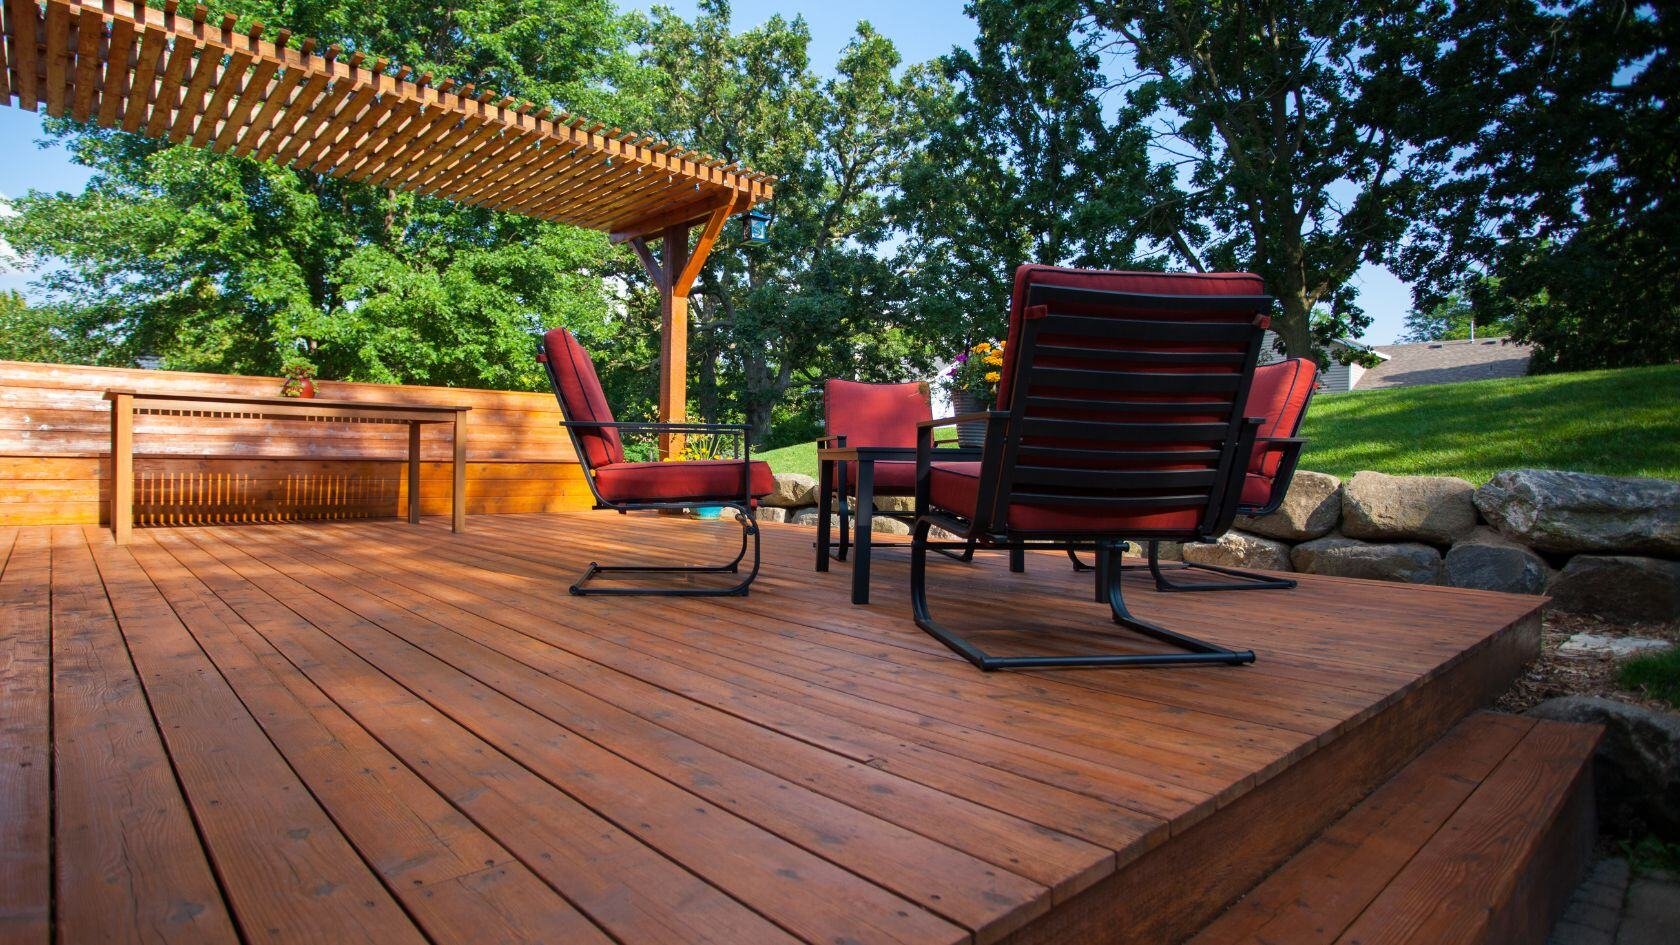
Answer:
[984,371,1001,384]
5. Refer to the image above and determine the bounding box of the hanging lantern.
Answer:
[742,206,771,245]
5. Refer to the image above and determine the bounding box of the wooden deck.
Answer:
[0,513,1546,945]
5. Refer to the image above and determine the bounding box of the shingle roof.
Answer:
[1355,337,1533,389]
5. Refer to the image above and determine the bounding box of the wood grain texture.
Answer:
[1,362,592,525]
[0,528,50,945]
[14,514,1549,944]
[47,526,239,945]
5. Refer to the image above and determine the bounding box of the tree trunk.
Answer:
[1272,291,1315,362]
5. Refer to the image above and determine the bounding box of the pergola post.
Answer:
[658,223,691,459]
[630,197,737,459]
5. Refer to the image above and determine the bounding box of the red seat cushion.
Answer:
[841,459,918,496]
[593,460,775,504]
[1240,358,1317,509]
[928,462,1203,535]
[540,328,624,469]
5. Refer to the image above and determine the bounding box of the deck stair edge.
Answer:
[1186,710,1603,945]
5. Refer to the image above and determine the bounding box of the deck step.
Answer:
[1188,710,1602,945]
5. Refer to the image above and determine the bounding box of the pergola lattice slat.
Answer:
[2,0,772,231]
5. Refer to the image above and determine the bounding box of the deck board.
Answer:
[14,513,1546,945]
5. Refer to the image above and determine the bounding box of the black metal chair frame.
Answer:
[910,282,1271,671]
[1067,386,1315,593]
[539,343,761,597]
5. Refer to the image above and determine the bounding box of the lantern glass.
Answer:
[743,209,770,245]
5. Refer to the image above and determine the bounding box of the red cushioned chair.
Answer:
[537,328,774,596]
[909,265,1274,670]
[819,380,975,565]
[1072,357,1319,591]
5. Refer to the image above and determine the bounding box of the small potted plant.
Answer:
[942,338,1005,446]
[280,358,316,398]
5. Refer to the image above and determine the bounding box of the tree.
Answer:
[0,0,640,391]
[1400,290,1513,343]
[1396,1,1679,372]
[892,0,1172,355]
[634,1,927,443]
[1085,1,1442,360]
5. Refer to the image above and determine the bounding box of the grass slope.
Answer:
[757,363,1680,485]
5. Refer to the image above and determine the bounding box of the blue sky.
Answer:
[1,0,1413,342]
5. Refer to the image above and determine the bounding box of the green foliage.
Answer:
[0,0,638,391]
[1619,647,1680,711]
[1086,1,1442,360]
[892,0,1169,354]
[633,2,930,441]
[0,289,89,362]
[1402,291,1514,343]
[1398,1,1679,373]
[757,363,1680,484]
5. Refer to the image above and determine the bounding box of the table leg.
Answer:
[407,423,422,524]
[816,458,833,572]
[1010,546,1026,573]
[835,461,850,562]
[451,411,467,533]
[110,392,133,545]
[852,460,874,605]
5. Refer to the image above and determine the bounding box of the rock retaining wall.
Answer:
[763,467,1680,623]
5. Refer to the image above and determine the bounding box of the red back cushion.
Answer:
[824,380,932,448]
[1247,358,1317,477]
[539,328,624,469]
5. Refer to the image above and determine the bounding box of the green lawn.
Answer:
[757,363,1680,485]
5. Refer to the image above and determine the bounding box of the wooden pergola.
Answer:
[0,0,773,452]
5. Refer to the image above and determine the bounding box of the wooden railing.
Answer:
[0,360,591,526]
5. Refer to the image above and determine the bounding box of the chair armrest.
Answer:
[917,411,1004,429]
[816,434,847,448]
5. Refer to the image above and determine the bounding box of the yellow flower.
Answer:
[983,351,1004,365]
[973,341,992,354]
[984,371,1001,384]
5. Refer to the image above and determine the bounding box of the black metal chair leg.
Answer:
[910,522,1255,671]
[571,508,761,597]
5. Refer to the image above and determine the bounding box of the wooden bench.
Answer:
[105,390,469,544]
[1188,710,1603,945]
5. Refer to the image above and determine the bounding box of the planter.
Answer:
[281,377,315,398]
[951,390,990,447]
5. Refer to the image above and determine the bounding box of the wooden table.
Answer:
[104,390,469,544]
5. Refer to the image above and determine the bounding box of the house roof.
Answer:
[1355,337,1533,389]
[1,0,773,238]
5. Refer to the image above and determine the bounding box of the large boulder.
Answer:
[873,494,917,513]
[787,506,837,530]
[764,473,817,508]
[1444,527,1556,595]
[1341,471,1477,545]
[1547,555,1680,624]
[870,515,911,536]
[1181,531,1293,572]
[1237,470,1342,541]
[1476,469,1680,556]
[1291,534,1445,584]
[1527,696,1680,839]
